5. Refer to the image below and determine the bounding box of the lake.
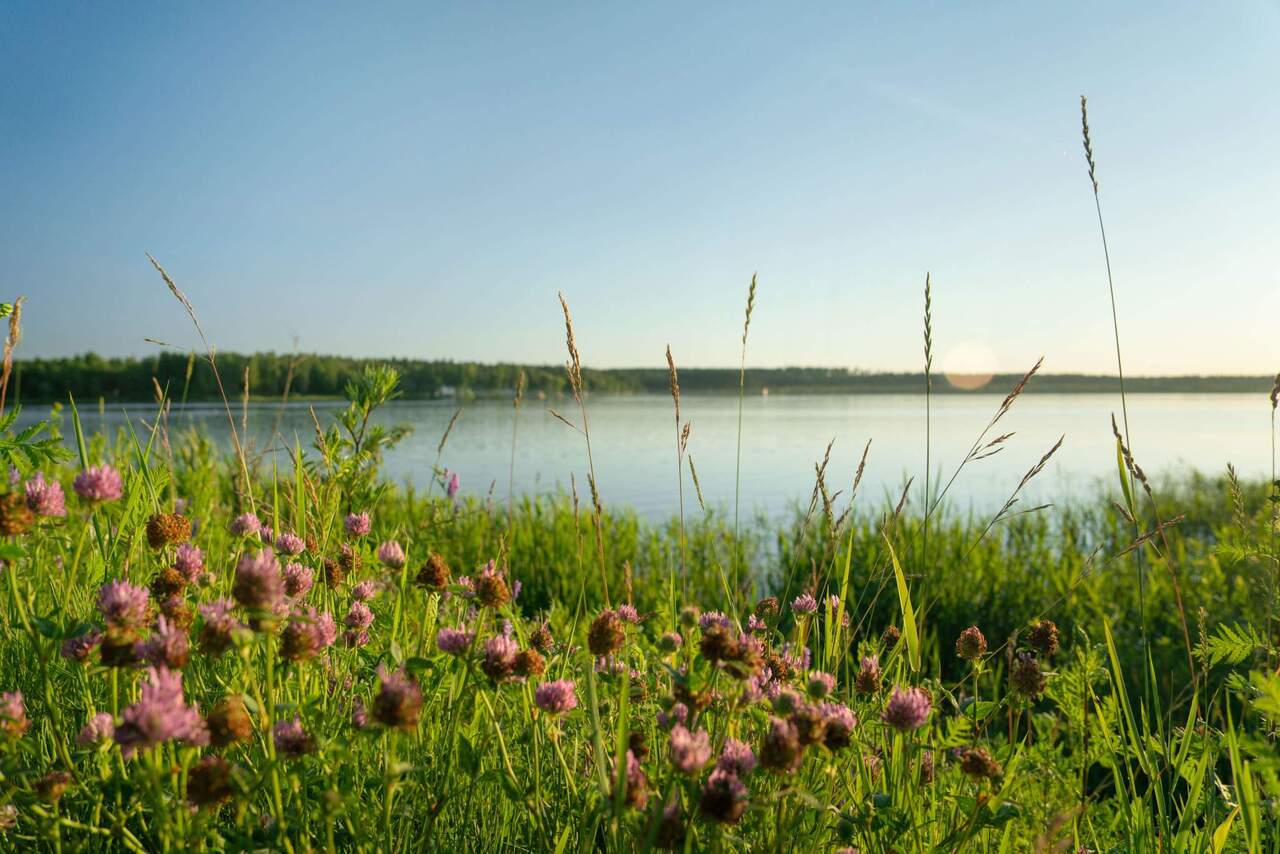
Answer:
[26,393,1273,521]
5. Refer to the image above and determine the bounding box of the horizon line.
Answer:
[13,350,1278,381]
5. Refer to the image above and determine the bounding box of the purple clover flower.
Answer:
[173,543,204,582]
[377,540,406,569]
[827,595,851,626]
[819,702,857,749]
[482,634,518,681]
[741,669,772,705]
[135,617,190,669]
[780,642,811,671]
[344,601,374,630]
[24,473,66,517]
[436,626,474,655]
[283,563,314,598]
[0,692,29,738]
[807,670,836,698]
[534,679,577,715]
[198,599,243,653]
[232,549,286,613]
[717,738,757,776]
[73,464,123,503]
[314,611,338,647]
[344,512,371,538]
[790,593,818,615]
[882,686,931,732]
[668,725,712,774]
[657,702,689,730]
[272,716,314,758]
[113,667,209,758]
[284,606,337,658]
[351,580,378,601]
[60,629,103,662]
[774,688,805,716]
[699,610,732,630]
[373,665,423,729]
[274,532,305,556]
[77,712,115,746]
[700,768,749,823]
[97,580,149,629]
[230,513,262,538]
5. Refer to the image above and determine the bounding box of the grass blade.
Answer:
[883,533,920,672]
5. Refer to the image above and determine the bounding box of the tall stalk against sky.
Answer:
[922,273,933,574]
[508,369,525,527]
[667,345,688,603]
[1271,374,1279,665]
[558,292,610,606]
[1081,97,1132,448]
[1081,95,1149,692]
[732,274,757,605]
[148,254,255,514]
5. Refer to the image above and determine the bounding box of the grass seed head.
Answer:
[187,756,235,807]
[146,512,191,549]
[587,609,626,657]
[956,626,988,662]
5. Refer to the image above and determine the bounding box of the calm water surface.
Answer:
[30,393,1272,521]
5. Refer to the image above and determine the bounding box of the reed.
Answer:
[732,274,757,610]
[508,369,525,525]
[149,254,257,514]
[1080,96,1153,704]
[558,292,610,606]
[921,273,933,575]
[0,297,23,418]
[666,346,687,603]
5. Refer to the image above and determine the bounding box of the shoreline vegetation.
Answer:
[12,352,1275,403]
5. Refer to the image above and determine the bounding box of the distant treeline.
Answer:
[10,352,1274,403]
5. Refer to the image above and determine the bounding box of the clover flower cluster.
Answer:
[0,456,1063,847]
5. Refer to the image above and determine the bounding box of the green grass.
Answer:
[0,380,1277,852]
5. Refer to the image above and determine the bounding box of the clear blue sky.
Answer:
[4,2,1277,374]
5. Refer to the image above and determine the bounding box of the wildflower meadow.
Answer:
[1,103,1279,854]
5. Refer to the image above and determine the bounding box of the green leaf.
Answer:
[960,699,999,724]
[68,393,89,472]
[1115,437,1134,513]
[458,735,479,774]
[1211,806,1239,854]
[1249,670,1280,721]
[1204,623,1265,668]
[33,617,60,639]
[883,534,920,672]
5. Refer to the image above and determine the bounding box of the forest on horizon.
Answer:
[12,351,1275,403]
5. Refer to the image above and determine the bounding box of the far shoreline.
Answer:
[13,382,1276,407]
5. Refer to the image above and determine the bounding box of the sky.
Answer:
[3,2,1278,375]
